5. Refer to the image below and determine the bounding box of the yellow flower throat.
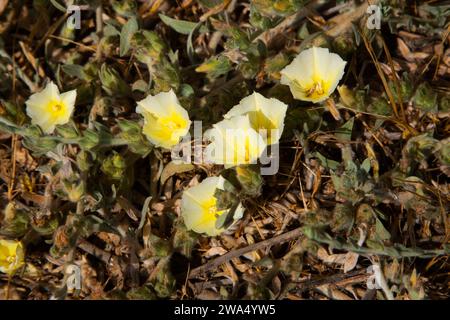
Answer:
[194,197,224,228]
[46,100,66,119]
[305,81,325,97]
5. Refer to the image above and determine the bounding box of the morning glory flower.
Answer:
[224,92,287,145]
[136,89,191,149]
[0,239,24,275]
[25,81,76,134]
[181,176,244,236]
[280,46,347,103]
[204,115,267,168]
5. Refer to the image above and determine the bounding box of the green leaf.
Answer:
[61,64,87,80]
[99,63,130,97]
[120,17,139,57]
[375,217,391,241]
[314,152,340,170]
[336,117,354,141]
[159,14,199,35]
[361,158,371,173]
[235,165,263,197]
[413,82,438,112]
[195,55,232,78]
[50,0,67,12]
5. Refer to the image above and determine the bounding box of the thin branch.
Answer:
[189,227,303,278]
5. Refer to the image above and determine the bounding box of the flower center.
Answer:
[306,81,325,97]
[159,111,185,131]
[166,120,182,130]
[52,103,63,112]
[203,197,218,218]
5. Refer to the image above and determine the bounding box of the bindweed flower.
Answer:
[224,92,287,145]
[136,89,191,149]
[25,81,77,134]
[181,176,244,236]
[280,46,347,103]
[0,239,25,275]
[204,115,267,168]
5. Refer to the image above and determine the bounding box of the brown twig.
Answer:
[189,227,303,278]
[77,239,113,265]
[294,268,370,293]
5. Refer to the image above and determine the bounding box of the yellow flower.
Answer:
[224,92,287,145]
[181,176,244,236]
[280,46,347,103]
[136,89,191,149]
[0,239,25,275]
[25,81,77,134]
[204,115,267,168]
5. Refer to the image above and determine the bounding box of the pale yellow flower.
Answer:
[0,239,25,275]
[25,81,76,134]
[181,176,244,236]
[204,115,267,168]
[224,92,287,145]
[136,89,191,149]
[280,46,347,103]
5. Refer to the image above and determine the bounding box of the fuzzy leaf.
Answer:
[120,17,139,57]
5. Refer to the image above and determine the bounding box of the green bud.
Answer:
[414,82,438,112]
[23,125,43,138]
[22,136,58,154]
[195,55,232,79]
[235,165,263,197]
[55,122,79,139]
[79,129,100,150]
[62,179,86,202]
[0,203,29,237]
[76,151,92,172]
[99,63,131,97]
[101,152,127,181]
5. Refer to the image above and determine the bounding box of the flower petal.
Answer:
[224,92,287,145]
[25,82,76,134]
[280,46,347,103]
[137,90,191,149]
